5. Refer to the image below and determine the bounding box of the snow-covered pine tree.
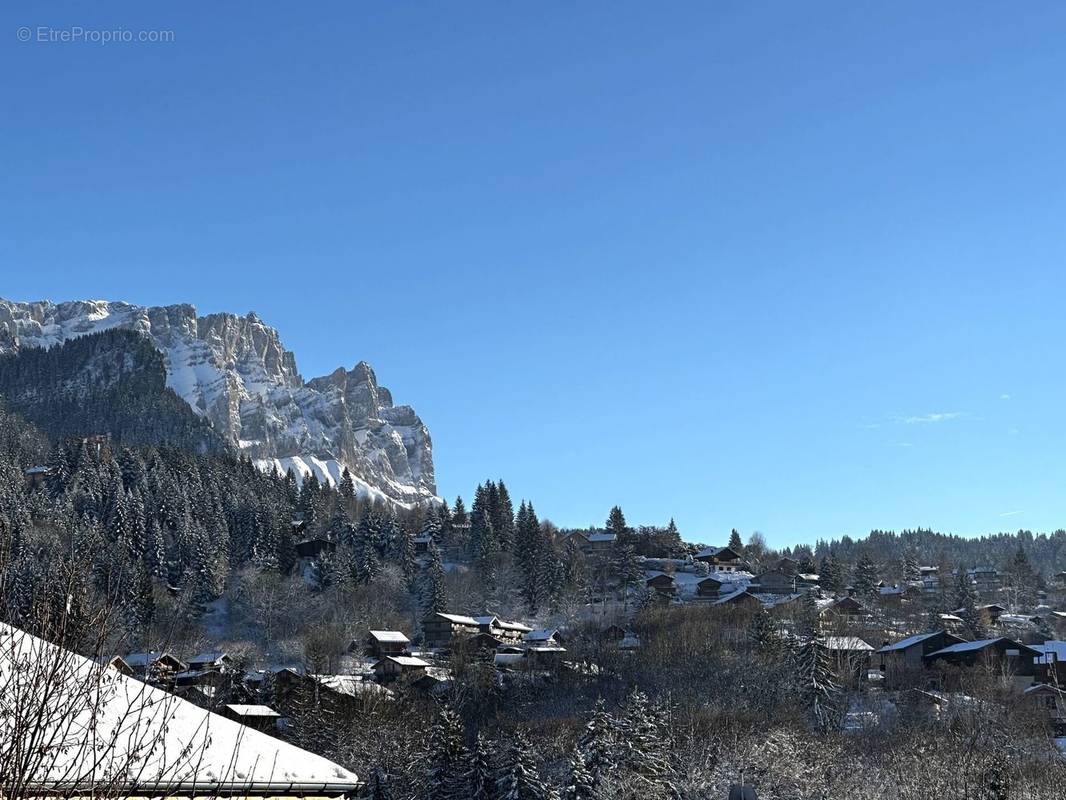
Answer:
[791,636,841,731]
[496,729,548,800]
[466,731,497,800]
[424,706,469,800]
[578,699,615,792]
[852,552,879,597]
[561,750,596,800]
[421,540,448,617]
[614,690,677,797]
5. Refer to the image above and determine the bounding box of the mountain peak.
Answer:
[0,297,437,507]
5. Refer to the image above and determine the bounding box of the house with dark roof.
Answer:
[751,569,796,595]
[924,637,1042,689]
[877,631,966,685]
[694,545,743,571]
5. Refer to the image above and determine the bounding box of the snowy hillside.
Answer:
[0,298,437,506]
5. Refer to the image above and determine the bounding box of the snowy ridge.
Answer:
[0,298,437,506]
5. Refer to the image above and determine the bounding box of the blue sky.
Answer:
[3,2,1066,546]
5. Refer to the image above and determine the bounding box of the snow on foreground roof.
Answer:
[0,623,359,794]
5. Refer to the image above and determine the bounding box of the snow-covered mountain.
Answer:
[0,298,437,507]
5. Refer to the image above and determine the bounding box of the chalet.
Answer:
[877,585,906,605]
[372,655,431,683]
[713,591,763,612]
[694,545,743,572]
[526,645,567,669]
[290,514,308,536]
[820,636,875,679]
[924,637,1042,687]
[524,629,564,645]
[1023,684,1066,734]
[467,632,506,652]
[103,655,134,676]
[646,572,677,597]
[1034,641,1066,685]
[413,535,433,555]
[363,630,411,658]
[563,530,617,558]
[979,604,1007,624]
[223,704,281,733]
[474,615,533,643]
[775,557,799,576]
[295,537,335,560]
[601,624,627,643]
[823,596,865,620]
[752,569,796,595]
[422,612,481,648]
[124,651,188,684]
[796,573,821,591]
[878,631,966,671]
[186,651,231,671]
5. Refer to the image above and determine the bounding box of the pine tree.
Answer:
[819,553,844,595]
[852,552,879,597]
[902,548,921,583]
[727,528,744,554]
[612,544,642,609]
[605,506,629,544]
[561,750,596,800]
[466,732,497,800]
[424,706,469,800]
[496,730,548,800]
[747,608,782,654]
[579,699,615,792]
[614,690,676,796]
[791,637,841,731]
[421,540,448,617]
[954,566,985,638]
[1003,545,1038,610]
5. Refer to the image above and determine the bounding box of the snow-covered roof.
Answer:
[821,637,874,652]
[225,704,280,718]
[523,629,558,642]
[187,651,228,665]
[377,656,430,668]
[368,630,410,643]
[494,652,525,667]
[878,585,904,595]
[123,651,187,670]
[474,616,532,632]
[433,612,480,626]
[879,631,943,653]
[24,465,50,475]
[1034,641,1066,664]
[309,674,392,697]
[695,545,731,559]
[0,622,359,793]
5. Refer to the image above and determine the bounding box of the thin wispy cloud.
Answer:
[998,510,1024,518]
[1000,393,1011,401]
[896,412,962,425]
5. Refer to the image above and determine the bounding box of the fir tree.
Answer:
[791,637,841,732]
[361,766,395,800]
[561,750,596,800]
[421,540,448,616]
[727,528,744,554]
[424,706,469,800]
[852,552,880,597]
[466,732,497,800]
[496,730,548,800]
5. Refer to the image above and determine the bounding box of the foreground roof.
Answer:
[0,623,359,794]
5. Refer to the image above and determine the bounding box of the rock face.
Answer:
[0,298,437,506]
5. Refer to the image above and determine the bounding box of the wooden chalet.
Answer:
[186,651,231,671]
[823,596,865,620]
[694,545,743,572]
[713,590,763,611]
[601,624,627,642]
[223,703,281,733]
[474,615,532,643]
[752,569,796,595]
[295,536,335,560]
[422,612,481,648]
[924,637,1042,688]
[124,651,188,684]
[372,655,430,683]
[23,465,49,490]
[1035,641,1066,685]
[878,631,966,677]
[563,530,617,558]
[1023,684,1066,734]
[646,572,677,597]
[524,629,564,645]
[363,630,411,658]
[775,557,799,576]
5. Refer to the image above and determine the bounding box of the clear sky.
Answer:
[3,2,1066,547]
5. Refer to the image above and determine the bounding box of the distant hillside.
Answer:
[0,329,228,454]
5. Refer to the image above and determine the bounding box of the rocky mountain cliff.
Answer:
[0,298,437,506]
